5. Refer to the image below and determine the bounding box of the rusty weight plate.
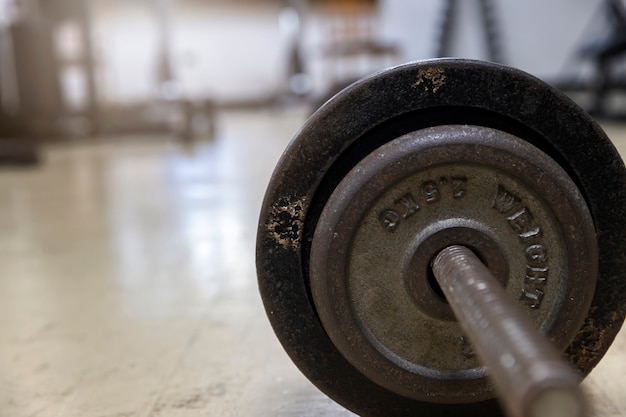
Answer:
[309,125,597,404]
[256,59,626,417]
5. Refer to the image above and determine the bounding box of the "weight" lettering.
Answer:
[492,185,548,309]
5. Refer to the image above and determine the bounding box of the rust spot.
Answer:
[566,306,620,372]
[266,197,307,250]
[412,68,446,93]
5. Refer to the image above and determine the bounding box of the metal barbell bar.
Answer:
[432,245,586,417]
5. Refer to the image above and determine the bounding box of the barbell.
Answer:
[256,59,626,417]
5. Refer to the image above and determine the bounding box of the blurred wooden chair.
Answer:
[314,0,401,72]
[296,0,401,98]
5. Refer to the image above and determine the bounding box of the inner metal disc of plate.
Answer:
[310,125,597,404]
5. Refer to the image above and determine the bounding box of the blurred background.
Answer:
[2,0,626,147]
[0,1,625,416]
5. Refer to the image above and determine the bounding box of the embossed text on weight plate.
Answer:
[379,177,467,231]
[492,185,549,309]
[379,180,549,310]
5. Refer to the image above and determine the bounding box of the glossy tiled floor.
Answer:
[0,108,625,417]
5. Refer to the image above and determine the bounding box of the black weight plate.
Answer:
[256,59,626,417]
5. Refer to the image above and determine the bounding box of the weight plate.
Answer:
[310,125,596,403]
[256,59,626,417]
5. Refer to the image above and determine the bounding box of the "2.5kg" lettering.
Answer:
[379,177,467,231]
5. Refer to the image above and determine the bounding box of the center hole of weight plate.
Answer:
[426,247,492,304]
[406,226,508,321]
[426,263,448,303]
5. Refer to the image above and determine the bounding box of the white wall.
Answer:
[86,0,604,105]
[381,0,603,78]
